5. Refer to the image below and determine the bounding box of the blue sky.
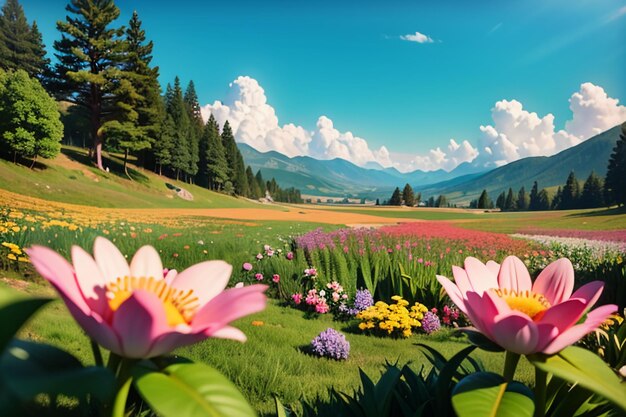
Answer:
[20,0,626,172]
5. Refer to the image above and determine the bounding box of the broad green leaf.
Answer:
[452,372,534,417]
[134,362,256,417]
[0,339,115,401]
[0,287,51,352]
[529,346,626,412]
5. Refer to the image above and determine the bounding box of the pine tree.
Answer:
[389,187,402,206]
[477,189,491,209]
[561,171,581,210]
[0,69,63,164]
[517,186,529,211]
[435,194,448,207]
[505,188,516,211]
[552,186,562,210]
[124,10,162,168]
[167,76,191,180]
[184,80,202,182]
[415,192,421,206]
[605,124,626,206]
[529,181,540,211]
[427,196,435,207]
[0,0,49,78]
[153,113,174,175]
[255,169,265,195]
[52,0,126,170]
[205,115,228,190]
[581,171,604,208]
[221,120,248,195]
[246,166,261,198]
[496,191,506,210]
[402,183,415,206]
[537,189,551,210]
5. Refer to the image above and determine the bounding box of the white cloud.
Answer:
[201,76,392,168]
[201,78,624,174]
[400,31,434,44]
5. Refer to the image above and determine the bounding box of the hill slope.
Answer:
[0,146,282,210]
[239,143,486,197]
[418,124,622,204]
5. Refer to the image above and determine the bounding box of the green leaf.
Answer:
[0,286,51,353]
[528,346,626,412]
[134,362,256,417]
[0,339,115,401]
[452,372,534,417]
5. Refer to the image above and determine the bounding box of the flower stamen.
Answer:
[106,276,199,326]
[493,288,551,320]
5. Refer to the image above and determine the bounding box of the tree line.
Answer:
[0,0,301,203]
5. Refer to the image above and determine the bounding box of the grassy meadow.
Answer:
[1,153,625,415]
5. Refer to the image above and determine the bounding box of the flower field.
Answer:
[2,192,626,416]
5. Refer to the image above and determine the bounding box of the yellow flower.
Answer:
[7,253,17,261]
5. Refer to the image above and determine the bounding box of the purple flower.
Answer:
[353,289,374,312]
[242,262,253,271]
[311,328,350,360]
[421,311,441,334]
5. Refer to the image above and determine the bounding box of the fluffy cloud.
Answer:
[400,31,434,44]
[201,76,392,168]
[404,82,625,171]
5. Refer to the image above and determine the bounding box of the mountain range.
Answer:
[239,124,622,204]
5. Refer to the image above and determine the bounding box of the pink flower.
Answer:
[242,262,253,271]
[437,256,617,355]
[315,301,329,314]
[272,274,280,283]
[255,273,264,281]
[286,252,294,260]
[26,237,267,359]
[256,253,263,260]
[292,293,302,305]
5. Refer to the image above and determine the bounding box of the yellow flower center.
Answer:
[493,288,551,320]
[106,276,199,326]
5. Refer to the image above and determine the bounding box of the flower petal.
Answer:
[464,257,498,294]
[538,299,587,333]
[172,260,232,307]
[129,245,164,280]
[436,275,466,312]
[210,326,247,342]
[498,256,532,292]
[486,260,500,278]
[534,323,559,352]
[112,290,170,358]
[192,284,267,330]
[570,281,604,310]
[164,269,178,285]
[71,245,108,317]
[26,246,89,314]
[491,312,539,355]
[452,266,473,296]
[94,237,130,281]
[532,258,574,305]
[542,304,617,355]
[145,330,206,358]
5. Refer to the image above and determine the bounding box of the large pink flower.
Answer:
[26,237,267,358]
[436,256,617,355]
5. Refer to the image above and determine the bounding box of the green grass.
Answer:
[0,146,285,210]
[6,280,533,416]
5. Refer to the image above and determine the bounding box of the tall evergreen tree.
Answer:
[0,0,49,78]
[167,76,191,180]
[402,183,415,206]
[517,186,529,211]
[496,191,506,210]
[389,187,402,206]
[477,189,492,209]
[205,115,228,190]
[435,194,448,208]
[52,0,126,170]
[246,166,261,199]
[604,124,626,206]
[537,189,551,210]
[153,113,174,175]
[529,181,540,211]
[581,171,604,208]
[255,169,265,195]
[124,10,162,168]
[561,171,581,210]
[552,186,562,210]
[221,120,248,195]
[505,188,516,211]
[184,80,202,182]
[415,192,421,206]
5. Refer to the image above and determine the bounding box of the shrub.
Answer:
[357,295,427,338]
[310,328,350,360]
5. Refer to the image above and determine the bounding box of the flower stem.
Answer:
[90,339,103,367]
[111,374,132,417]
[534,368,547,417]
[503,351,521,382]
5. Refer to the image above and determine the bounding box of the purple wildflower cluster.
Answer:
[311,328,350,360]
[421,311,441,334]
[338,289,374,316]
